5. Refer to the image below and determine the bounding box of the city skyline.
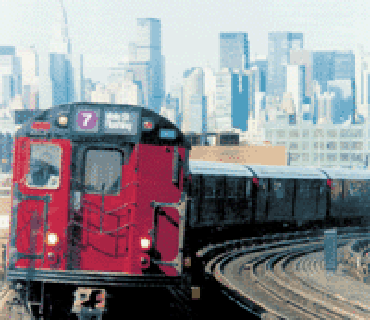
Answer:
[0,0,365,109]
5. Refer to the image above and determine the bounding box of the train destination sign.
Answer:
[104,110,139,135]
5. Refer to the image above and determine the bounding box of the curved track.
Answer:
[210,233,370,319]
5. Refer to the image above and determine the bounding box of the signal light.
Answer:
[327,179,333,188]
[143,119,154,130]
[143,121,153,129]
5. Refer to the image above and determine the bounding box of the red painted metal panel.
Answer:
[79,146,138,273]
[135,144,185,276]
[12,138,71,270]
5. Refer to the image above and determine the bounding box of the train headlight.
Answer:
[47,233,59,246]
[140,237,151,250]
[58,115,68,127]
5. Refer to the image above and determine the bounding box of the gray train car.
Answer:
[188,161,254,229]
[188,161,370,246]
[247,165,328,229]
[321,168,370,226]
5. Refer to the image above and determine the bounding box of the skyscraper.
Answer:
[161,93,180,128]
[334,51,355,80]
[312,50,355,93]
[355,45,370,120]
[214,68,251,132]
[250,55,268,92]
[267,32,304,98]
[327,79,353,123]
[0,46,22,107]
[182,68,206,134]
[219,32,249,70]
[17,46,39,109]
[286,64,305,120]
[170,84,183,129]
[72,54,84,102]
[203,66,216,133]
[128,18,164,113]
[49,0,74,106]
[290,50,313,97]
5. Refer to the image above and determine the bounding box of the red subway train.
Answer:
[9,103,370,319]
[7,103,192,318]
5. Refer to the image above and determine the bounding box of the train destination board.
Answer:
[104,110,139,135]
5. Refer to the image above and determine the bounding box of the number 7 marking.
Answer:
[81,112,92,126]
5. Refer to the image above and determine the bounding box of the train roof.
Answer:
[320,168,370,180]
[189,161,253,177]
[15,103,191,148]
[245,165,327,179]
[189,161,370,180]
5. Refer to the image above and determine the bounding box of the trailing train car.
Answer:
[7,103,192,319]
[187,161,370,249]
[322,168,370,226]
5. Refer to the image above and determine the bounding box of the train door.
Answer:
[13,138,71,270]
[294,179,318,226]
[77,147,130,272]
[256,178,268,223]
[268,179,294,225]
[330,179,343,220]
[201,175,224,226]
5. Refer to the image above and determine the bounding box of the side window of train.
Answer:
[26,144,61,189]
[349,181,361,198]
[246,179,251,197]
[319,181,325,194]
[273,180,284,199]
[84,149,122,195]
[226,177,238,199]
[204,176,216,199]
[298,181,310,198]
[191,175,201,198]
[260,179,268,194]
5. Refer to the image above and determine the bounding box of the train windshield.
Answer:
[84,149,122,195]
[26,144,61,189]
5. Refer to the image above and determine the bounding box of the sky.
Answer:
[0,0,368,108]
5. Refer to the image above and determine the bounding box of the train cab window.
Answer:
[84,150,122,195]
[26,144,61,189]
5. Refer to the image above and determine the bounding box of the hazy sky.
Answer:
[0,0,367,107]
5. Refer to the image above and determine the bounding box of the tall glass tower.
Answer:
[219,32,249,71]
[128,18,164,113]
[49,0,74,106]
[267,32,304,99]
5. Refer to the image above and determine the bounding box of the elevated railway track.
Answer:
[200,227,370,319]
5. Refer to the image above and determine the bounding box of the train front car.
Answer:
[7,103,190,318]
